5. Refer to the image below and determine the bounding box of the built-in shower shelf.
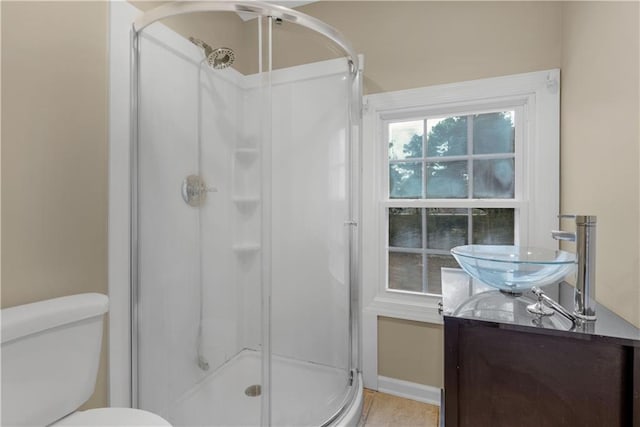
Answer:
[232,243,260,254]
[234,148,259,162]
[232,196,260,204]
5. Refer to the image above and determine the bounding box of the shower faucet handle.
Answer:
[181,175,216,207]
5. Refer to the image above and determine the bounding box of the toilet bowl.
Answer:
[1,293,171,426]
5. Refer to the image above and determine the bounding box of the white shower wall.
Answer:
[265,66,350,369]
[231,60,352,370]
[238,61,351,370]
[132,11,352,418]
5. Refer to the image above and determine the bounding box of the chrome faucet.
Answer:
[551,215,597,321]
[528,286,577,323]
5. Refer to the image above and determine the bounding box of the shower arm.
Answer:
[188,37,214,58]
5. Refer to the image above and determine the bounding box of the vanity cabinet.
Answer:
[443,316,640,427]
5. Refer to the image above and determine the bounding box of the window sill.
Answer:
[365,293,443,324]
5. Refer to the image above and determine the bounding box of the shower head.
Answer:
[189,37,235,70]
[207,47,235,70]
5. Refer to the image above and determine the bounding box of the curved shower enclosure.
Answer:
[130,2,362,426]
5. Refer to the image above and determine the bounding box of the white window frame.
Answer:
[360,70,560,389]
[384,106,524,295]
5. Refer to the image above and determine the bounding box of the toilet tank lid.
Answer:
[1,293,108,344]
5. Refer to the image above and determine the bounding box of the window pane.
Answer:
[473,158,515,198]
[472,208,515,245]
[426,161,468,198]
[426,254,460,295]
[390,162,422,198]
[389,121,423,160]
[426,116,467,157]
[473,111,515,154]
[426,208,468,250]
[389,208,422,248]
[388,252,423,292]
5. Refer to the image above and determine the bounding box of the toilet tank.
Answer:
[1,293,109,426]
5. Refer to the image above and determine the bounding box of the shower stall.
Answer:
[129,2,362,426]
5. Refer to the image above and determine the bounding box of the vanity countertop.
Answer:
[441,268,640,345]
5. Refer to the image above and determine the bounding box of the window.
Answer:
[361,70,560,324]
[385,110,520,295]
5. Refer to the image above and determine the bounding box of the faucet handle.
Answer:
[558,214,576,220]
[551,230,576,241]
[558,214,597,225]
[527,287,555,317]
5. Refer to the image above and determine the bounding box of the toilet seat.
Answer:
[54,408,172,426]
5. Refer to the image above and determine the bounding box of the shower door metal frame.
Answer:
[129,25,140,410]
[129,1,362,423]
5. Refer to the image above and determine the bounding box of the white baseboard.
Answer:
[377,376,442,407]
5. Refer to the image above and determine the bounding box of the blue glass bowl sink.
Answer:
[451,245,576,293]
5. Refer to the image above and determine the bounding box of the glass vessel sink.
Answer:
[450,245,576,293]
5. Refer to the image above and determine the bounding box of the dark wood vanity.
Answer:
[444,316,639,427]
[441,272,640,427]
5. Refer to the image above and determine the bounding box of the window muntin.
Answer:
[388,111,516,201]
[385,110,518,295]
[387,207,515,295]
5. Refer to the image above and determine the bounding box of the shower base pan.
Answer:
[170,349,362,426]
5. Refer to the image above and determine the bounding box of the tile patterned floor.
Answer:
[359,389,440,427]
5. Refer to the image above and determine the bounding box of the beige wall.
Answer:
[297,1,562,94]
[1,1,109,409]
[561,1,640,327]
[378,317,443,387]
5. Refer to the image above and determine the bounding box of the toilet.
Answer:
[1,293,171,426]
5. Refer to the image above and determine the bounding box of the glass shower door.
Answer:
[135,12,271,426]
[132,5,359,426]
[267,20,354,426]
